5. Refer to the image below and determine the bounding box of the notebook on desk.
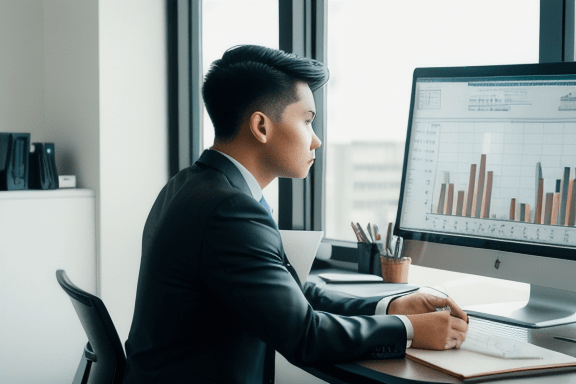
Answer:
[358,321,576,382]
[318,273,384,283]
[308,271,420,298]
[405,345,576,382]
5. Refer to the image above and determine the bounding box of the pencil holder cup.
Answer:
[380,256,411,283]
[357,242,383,276]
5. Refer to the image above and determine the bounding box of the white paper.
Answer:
[407,341,576,380]
[279,230,324,283]
[461,327,543,359]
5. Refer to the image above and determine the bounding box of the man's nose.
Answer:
[311,130,322,150]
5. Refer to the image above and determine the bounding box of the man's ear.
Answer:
[249,111,270,144]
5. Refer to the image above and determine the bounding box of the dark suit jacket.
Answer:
[123,150,406,384]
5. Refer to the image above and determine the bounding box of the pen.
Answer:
[385,222,393,256]
[435,306,451,314]
[372,224,379,243]
[367,223,375,243]
[373,223,381,241]
[394,236,403,259]
[350,222,363,242]
[356,223,371,244]
[554,336,576,344]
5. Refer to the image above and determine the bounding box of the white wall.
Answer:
[0,0,101,192]
[98,0,168,342]
[43,0,100,191]
[1,0,168,368]
[0,1,45,139]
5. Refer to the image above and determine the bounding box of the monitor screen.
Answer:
[396,62,576,328]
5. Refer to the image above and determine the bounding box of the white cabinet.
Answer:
[0,189,96,384]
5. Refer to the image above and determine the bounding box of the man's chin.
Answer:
[280,164,313,179]
[283,171,309,179]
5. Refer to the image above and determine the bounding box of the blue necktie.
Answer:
[259,196,272,216]
[259,196,278,230]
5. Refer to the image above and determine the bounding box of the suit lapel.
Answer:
[197,150,303,288]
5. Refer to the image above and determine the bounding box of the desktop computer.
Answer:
[395,62,576,328]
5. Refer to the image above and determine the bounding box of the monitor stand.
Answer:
[466,284,576,328]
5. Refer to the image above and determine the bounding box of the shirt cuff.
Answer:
[375,297,414,348]
[375,296,394,315]
[394,315,413,348]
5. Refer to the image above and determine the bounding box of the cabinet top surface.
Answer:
[0,189,95,200]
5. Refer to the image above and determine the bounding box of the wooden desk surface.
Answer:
[307,265,576,383]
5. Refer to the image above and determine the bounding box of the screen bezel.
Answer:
[394,62,576,263]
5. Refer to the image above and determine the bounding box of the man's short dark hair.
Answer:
[202,45,329,140]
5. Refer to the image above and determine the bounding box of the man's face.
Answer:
[263,82,322,179]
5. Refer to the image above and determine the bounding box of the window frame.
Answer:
[278,0,327,231]
[169,0,576,265]
[167,0,203,176]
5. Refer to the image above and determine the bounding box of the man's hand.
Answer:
[388,292,469,350]
[388,292,468,323]
[407,311,468,350]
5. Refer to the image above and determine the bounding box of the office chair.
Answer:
[56,269,126,384]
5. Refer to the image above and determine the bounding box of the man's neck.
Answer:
[211,139,274,190]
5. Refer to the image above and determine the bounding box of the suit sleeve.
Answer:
[200,194,406,365]
[302,281,384,316]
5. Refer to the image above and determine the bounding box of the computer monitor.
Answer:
[395,62,576,328]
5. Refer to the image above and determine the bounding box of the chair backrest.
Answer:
[56,270,126,384]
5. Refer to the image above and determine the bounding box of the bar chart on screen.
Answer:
[435,155,576,226]
[405,119,576,247]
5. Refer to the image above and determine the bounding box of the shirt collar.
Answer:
[212,150,263,201]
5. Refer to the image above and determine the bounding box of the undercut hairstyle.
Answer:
[202,45,329,141]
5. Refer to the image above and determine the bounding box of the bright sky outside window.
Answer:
[325,0,539,241]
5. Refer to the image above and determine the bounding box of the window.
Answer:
[174,0,572,247]
[325,0,540,242]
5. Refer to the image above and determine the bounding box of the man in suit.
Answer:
[123,45,468,384]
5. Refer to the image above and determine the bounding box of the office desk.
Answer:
[304,265,576,383]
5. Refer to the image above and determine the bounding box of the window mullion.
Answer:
[189,0,204,164]
[540,0,575,62]
[278,0,326,231]
[169,0,204,176]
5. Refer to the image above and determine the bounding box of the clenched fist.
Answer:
[407,311,468,350]
[388,292,468,350]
